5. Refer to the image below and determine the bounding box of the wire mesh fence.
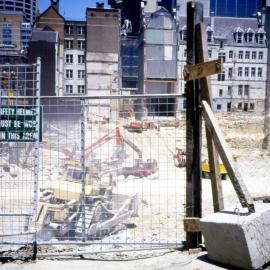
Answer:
[0,63,186,258]
[1,62,269,259]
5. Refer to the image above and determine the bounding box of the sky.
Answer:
[39,0,109,20]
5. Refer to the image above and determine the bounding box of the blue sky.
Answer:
[39,0,109,20]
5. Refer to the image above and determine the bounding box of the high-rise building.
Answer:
[210,0,263,17]
[0,11,32,64]
[0,0,38,25]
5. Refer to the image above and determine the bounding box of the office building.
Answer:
[0,0,38,25]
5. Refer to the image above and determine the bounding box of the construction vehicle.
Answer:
[36,161,138,240]
[174,149,227,179]
[121,158,158,179]
[202,160,228,180]
[123,107,149,133]
[85,127,158,179]
[118,136,158,178]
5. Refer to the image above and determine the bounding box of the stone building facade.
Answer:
[178,15,267,113]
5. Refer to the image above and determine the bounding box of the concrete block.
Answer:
[201,203,270,269]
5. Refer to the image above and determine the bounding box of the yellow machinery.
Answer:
[202,160,228,180]
[36,161,138,240]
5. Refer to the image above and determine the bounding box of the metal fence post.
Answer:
[33,57,41,247]
[80,99,86,242]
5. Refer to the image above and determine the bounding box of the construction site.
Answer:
[1,1,270,270]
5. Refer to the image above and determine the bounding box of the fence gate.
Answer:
[0,61,41,258]
[0,63,186,259]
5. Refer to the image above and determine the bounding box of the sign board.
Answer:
[0,106,42,142]
[183,59,223,81]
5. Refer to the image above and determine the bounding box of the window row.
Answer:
[65,54,85,64]
[234,32,265,45]
[65,85,85,94]
[216,102,255,111]
[218,67,263,81]
[65,39,86,50]
[180,30,266,45]
[65,25,86,35]
[228,50,264,61]
[185,50,264,62]
[218,85,250,97]
[65,70,85,79]
[233,67,263,78]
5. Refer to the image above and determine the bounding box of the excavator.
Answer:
[84,127,158,179]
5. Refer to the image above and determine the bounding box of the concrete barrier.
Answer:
[201,203,270,269]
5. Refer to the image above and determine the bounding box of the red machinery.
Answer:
[123,107,146,133]
[85,127,158,179]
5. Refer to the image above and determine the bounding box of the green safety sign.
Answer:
[0,106,42,142]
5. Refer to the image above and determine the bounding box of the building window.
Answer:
[238,102,242,109]
[220,41,224,49]
[237,32,243,44]
[228,86,232,96]
[228,68,233,79]
[218,72,225,81]
[238,51,243,59]
[77,26,85,35]
[184,49,187,58]
[218,52,226,62]
[258,67,262,78]
[78,85,85,94]
[250,103,255,110]
[78,40,86,50]
[245,51,250,59]
[65,39,73,49]
[65,54,73,64]
[217,104,222,110]
[181,30,187,41]
[78,55,85,64]
[65,69,73,79]
[244,85,249,96]
[21,22,31,48]
[244,67,249,77]
[238,85,243,96]
[252,51,256,60]
[2,23,12,45]
[258,51,263,60]
[257,33,265,45]
[208,50,212,58]
[251,67,256,77]
[229,50,233,59]
[78,70,85,79]
[207,31,213,42]
[247,33,253,43]
[65,25,74,35]
[66,85,73,94]
[227,102,231,112]
[238,67,243,77]
[219,89,223,97]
